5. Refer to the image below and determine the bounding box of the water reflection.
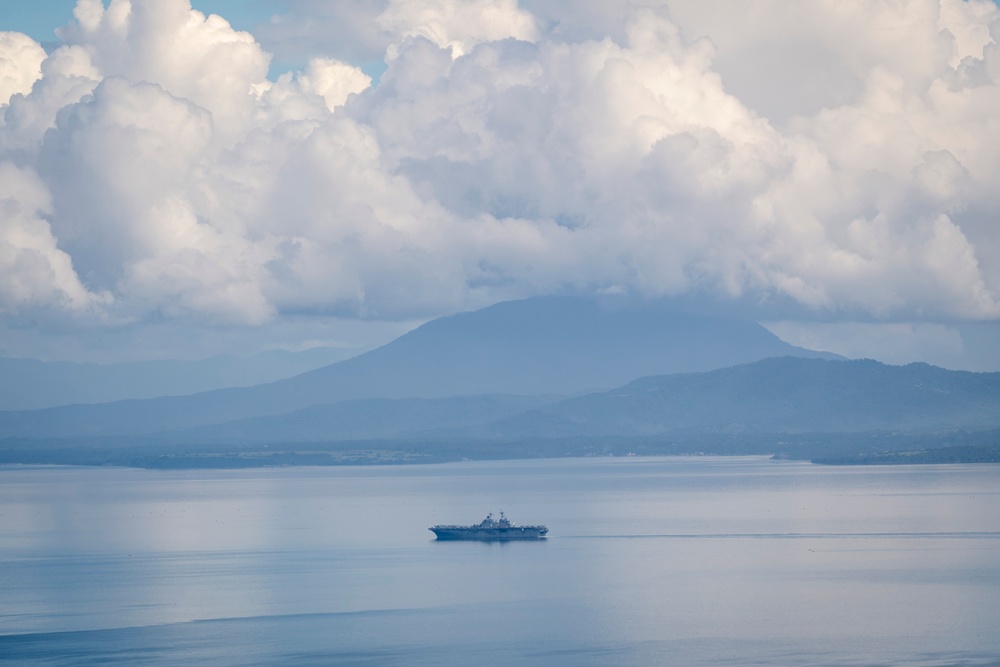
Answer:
[1,458,999,665]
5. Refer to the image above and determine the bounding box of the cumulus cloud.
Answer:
[378,0,539,58]
[57,0,271,144]
[257,0,538,65]
[295,58,372,111]
[1,0,999,353]
[0,161,109,317]
[0,31,46,105]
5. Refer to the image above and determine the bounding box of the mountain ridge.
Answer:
[0,347,360,411]
[17,357,998,446]
[481,357,1000,438]
[3,357,999,468]
[0,296,834,438]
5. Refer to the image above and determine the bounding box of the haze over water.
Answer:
[2,456,999,666]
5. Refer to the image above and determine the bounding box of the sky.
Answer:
[0,0,999,370]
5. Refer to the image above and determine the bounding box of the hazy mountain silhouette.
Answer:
[0,296,835,438]
[173,395,561,444]
[7,357,998,453]
[483,357,1000,438]
[182,358,998,444]
[0,347,360,411]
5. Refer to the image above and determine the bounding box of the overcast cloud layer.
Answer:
[1,0,999,364]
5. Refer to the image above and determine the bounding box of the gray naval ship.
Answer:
[429,512,548,541]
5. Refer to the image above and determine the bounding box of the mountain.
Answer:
[0,347,360,411]
[166,358,1000,445]
[5,357,999,469]
[0,296,834,438]
[484,357,1000,438]
[173,394,561,444]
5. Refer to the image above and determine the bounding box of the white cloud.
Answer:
[257,0,538,65]
[0,32,46,106]
[295,58,372,111]
[255,1,392,67]
[39,77,215,288]
[355,5,1000,318]
[378,0,539,58]
[58,0,272,145]
[1,0,1000,362]
[0,162,109,317]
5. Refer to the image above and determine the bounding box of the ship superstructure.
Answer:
[429,512,548,541]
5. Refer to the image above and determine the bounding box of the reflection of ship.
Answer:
[430,512,548,541]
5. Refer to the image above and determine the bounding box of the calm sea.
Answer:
[1,456,999,666]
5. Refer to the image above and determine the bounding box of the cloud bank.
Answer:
[2,0,999,349]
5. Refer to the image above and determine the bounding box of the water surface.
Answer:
[2,457,999,665]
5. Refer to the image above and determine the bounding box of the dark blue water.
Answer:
[2,457,999,665]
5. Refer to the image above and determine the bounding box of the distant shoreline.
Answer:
[2,431,998,469]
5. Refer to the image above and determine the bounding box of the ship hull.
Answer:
[430,526,548,541]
